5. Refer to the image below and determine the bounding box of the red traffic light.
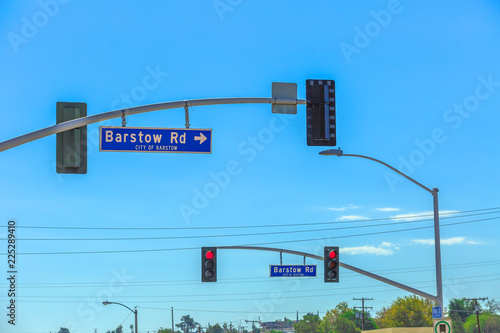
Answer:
[324,246,339,283]
[202,247,217,282]
[329,250,337,259]
[205,250,214,260]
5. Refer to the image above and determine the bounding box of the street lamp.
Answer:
[102,300,138,333]
[319,148,443,314]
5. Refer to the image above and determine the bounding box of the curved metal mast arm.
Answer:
[0,97,306,152]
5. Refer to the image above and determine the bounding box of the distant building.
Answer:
[260,319,296,333]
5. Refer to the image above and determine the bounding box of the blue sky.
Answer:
[1,1,500,332]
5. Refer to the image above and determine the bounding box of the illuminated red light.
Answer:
[329,250,337,259]
[205,250,214,260]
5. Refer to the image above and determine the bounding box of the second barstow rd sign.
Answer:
[100,126,212,153]
[270,265,317,277]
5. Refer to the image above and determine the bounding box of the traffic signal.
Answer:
[324,246,339,282]
[306,79,336,146]
[56,102,87,174]
[202,247,217,282]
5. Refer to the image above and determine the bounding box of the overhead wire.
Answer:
[11,206,500,231]
[3,275,499,303]
[8,209,500,242]
[3,273,499,301]
[8,214,498,255]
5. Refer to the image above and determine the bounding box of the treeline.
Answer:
[56,296,500,333]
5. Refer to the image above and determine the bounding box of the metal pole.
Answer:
[476,299,481,333]
[0,97,306,152]
[433,188,443,315]
[135,309,138,333]
[172,307,174,333]
[362,298,365,331]
[319,152,443,308]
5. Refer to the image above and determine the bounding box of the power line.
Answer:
[9,214,496,256]
[4,273,499,301]
[9,210,500,242]
[3,276,499,304]
[12,206,500,231]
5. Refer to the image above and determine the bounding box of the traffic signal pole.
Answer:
[0,97,306,153]
[217,246,440,304]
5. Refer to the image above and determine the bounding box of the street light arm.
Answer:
[342,153,433,194]
[103,301,136,314]
[319,148,443,313]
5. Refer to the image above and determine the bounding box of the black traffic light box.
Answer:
[56,102,87,174]
[306,79,336,146]
[202,247,217,282]
[324,246,339,283]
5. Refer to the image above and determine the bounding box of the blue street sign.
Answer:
[269,265,317,277]
[432,306,442,319]
[100,126,212,153]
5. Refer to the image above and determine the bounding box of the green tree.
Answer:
[323,302,377,332]
[333,317,359,333]
[221,323,238,333]
[157,328,175,333]
[485,299,500,315]
[449,312,466,333]
[58,328,70,333]
[293,313,322,333]
[464,312,500,333]
[176,315,200,333]
[376,295,433,328]
[106,325,123,333]
[448,298,476,323]
[206,323,223,333]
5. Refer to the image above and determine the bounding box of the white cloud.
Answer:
[343,246,393,256]
[326,204,360,212]
[411,237,481,246]
[376,207,401,212]
[336,215,369,221]
[412,239,434,245]
[342,243,397,256]
[392,210,458,221]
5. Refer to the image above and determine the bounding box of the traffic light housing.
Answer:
[306,79,336,146]
[324,246,339,282]
[202,247,217,282]
[56,102,87,174]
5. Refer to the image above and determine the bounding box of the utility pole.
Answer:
[354,297,374,331]
[245,319,261,333]
[172,307,174,333]
[464,297,488,333]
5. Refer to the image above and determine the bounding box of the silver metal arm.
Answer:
[0,97,306,152]
[218,245,439,303]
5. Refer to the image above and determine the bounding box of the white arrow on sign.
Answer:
[195,133,207,144]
